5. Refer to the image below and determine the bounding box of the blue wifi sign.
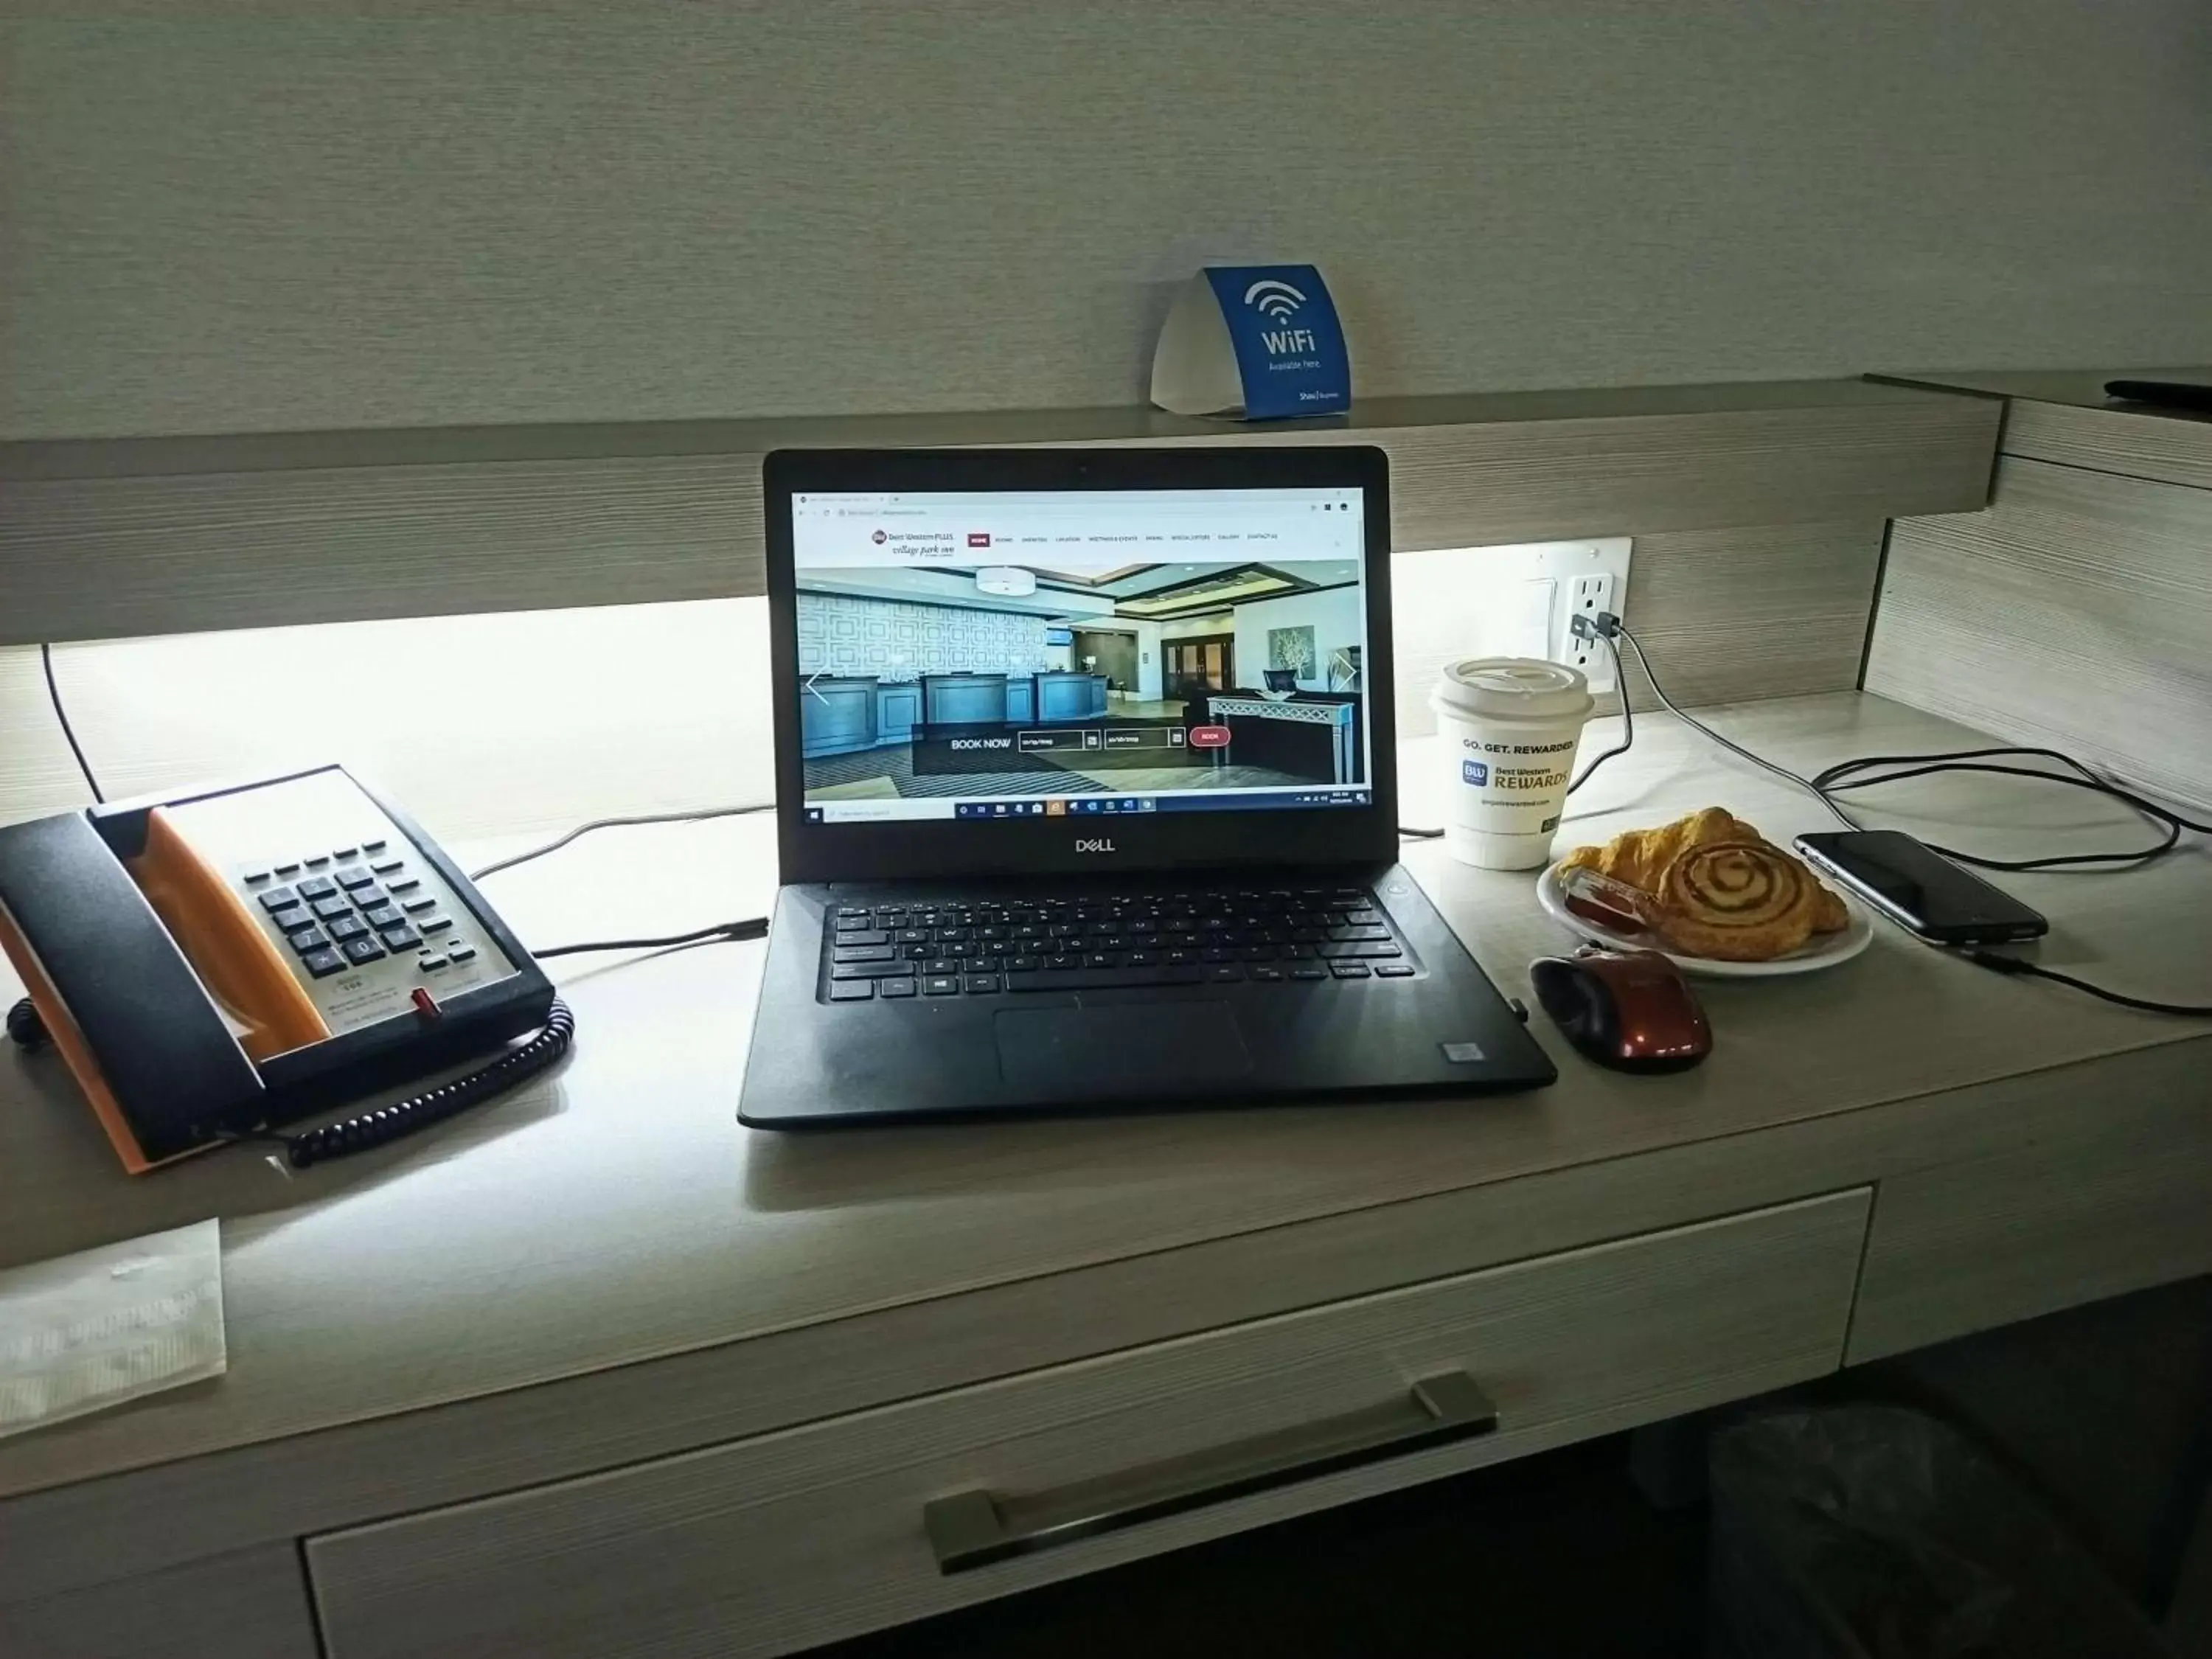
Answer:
[1203,265,1351,419]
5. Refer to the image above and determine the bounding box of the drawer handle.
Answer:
[922,1369,1498,1574]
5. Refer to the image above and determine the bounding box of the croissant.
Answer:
[1557,807,1750,892]
[1655,840,1829,961]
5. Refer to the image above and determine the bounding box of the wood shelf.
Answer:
[0,378,1998,644]
[1876,366,2212,490]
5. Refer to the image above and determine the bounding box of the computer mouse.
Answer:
[1528,946,1711,1073]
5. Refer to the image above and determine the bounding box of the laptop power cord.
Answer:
[468,805,778,959]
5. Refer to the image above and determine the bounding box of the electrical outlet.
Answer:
[1563,574,1616,686]
[1547,542,1631,692]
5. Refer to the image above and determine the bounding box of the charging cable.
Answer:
[1570,610,2210,1017]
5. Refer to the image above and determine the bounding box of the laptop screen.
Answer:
[791,486,1374,826]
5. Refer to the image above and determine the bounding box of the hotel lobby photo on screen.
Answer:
[790,487,1374,824]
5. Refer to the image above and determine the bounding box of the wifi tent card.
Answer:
[1149,263,1352,419]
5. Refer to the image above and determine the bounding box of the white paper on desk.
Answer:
[0,1219,225,1439]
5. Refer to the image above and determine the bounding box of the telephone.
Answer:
[0,765,565,1172]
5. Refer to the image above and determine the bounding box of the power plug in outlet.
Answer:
[1562,573,1619,690]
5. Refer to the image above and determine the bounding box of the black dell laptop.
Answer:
[737,445,1556,1127]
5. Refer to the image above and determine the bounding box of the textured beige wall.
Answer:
[5,1,2211,438]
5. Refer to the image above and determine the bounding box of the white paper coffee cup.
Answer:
[1429,658,1596,870]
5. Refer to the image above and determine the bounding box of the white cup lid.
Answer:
[1430,657,1594,723]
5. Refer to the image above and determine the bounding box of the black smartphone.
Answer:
[1795,830,2049,945]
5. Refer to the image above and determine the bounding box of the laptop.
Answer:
[737,445,1557,1127]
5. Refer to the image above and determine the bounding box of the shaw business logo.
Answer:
[1074,838,1116,853]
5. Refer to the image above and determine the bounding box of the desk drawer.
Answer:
[308,1189,1869,1659]
[1848,1082,2212,1362]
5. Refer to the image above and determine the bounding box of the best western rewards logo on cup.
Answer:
[1150,264,1352,419]
[1430,659,1596,871]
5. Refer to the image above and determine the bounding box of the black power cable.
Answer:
[468,803,776,881]
[1592,613,2209,1018]
[1814,751,2197,871]
[1960,952,2212,1019]
[535,917,770,959]
[1563,631,1633,796]
[1399,632,1635,839]
[41,644,105,803]
[469,805,779,959]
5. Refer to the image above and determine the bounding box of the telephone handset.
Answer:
[0,765,565,1172]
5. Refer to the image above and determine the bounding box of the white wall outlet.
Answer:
[1562,573,1617,688]
[1549,541,1632,693]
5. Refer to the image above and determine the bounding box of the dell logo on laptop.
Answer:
[1075,838,1116,853]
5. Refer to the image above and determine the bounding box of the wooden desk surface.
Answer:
[3,692,2208,1573]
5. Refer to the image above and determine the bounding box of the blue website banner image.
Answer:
[1203,265,1351,419]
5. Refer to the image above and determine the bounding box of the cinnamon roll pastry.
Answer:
[1653,839,1826,961]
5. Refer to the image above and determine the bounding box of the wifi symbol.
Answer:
[1243,279,1307,320]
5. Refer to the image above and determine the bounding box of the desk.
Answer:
[2,694,2208,1659]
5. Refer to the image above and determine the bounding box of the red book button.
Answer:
[1189,725,1232,749]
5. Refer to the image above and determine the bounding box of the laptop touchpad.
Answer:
[993,1003,1254,1092]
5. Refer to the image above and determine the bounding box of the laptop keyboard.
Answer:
[820,886,1415,1001]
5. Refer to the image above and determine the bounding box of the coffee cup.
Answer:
[1429,658,1595,870]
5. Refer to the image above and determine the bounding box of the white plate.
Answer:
[1534,865,1874,978]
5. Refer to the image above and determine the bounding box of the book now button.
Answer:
[1188,725,1232,749]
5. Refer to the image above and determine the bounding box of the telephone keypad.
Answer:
[240,827,507,1026]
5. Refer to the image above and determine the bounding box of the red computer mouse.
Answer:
[1528,946,1711,1073]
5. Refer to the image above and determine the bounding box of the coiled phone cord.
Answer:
[227,997,576,1169]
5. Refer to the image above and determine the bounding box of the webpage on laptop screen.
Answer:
[793,487,1373,824]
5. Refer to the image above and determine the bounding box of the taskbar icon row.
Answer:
[953,797,1159,819]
